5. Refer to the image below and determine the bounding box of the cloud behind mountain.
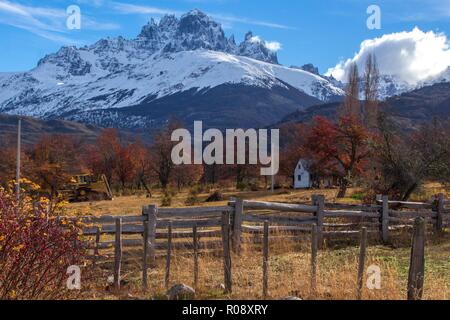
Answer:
[326,27,450,86]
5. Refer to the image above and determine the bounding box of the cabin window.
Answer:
[298,175,302,181]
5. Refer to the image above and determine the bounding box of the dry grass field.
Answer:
[68,185,450,300]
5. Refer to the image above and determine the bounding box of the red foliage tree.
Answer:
[114,146,134,189]
[128,140,153,195]
[304,115,372,197]
[0,189,87,299]
[92,129,121,185]
[28,135,81,199]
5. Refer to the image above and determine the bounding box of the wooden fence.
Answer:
[75,193,449,256]
[63,193,449,297]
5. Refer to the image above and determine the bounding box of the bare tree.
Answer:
[341,63,361,118]
[149,121,182,189]
[363,53,380,128]
[374,115,450,201]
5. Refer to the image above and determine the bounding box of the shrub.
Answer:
[0,187,87,300]
[185,188,200,206]
[236,182,247,191]
[161,191,172,207]
[351,192,365,201]
[205,191,224,203]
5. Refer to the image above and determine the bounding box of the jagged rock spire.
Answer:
[136,9,278,63]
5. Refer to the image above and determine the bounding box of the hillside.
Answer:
[276,82,450,130]
[0,113,101,145]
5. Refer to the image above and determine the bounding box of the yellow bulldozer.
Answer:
[58,174,113,203]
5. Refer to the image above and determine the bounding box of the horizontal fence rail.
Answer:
[55,193,450,294]
[58,194,448,274]
[60,193,449,254]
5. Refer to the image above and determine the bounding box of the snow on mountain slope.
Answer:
[0,50,343,118]
[0,9,344,128]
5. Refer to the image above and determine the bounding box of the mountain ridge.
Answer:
[275,81,450,130]
[0,9,344,130]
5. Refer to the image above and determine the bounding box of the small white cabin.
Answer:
[294,159,311,189]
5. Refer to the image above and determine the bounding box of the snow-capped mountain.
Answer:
[366,73,448,100]
[375,75,413,99]
[0,9,344,129]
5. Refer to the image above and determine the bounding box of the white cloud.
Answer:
[209,13,294,30]
[111,2,181,16]
[111,1,293,30]
[250,35,282,52]
[264,41,282,52]
[0,0,120,44]
[326,27,450,85]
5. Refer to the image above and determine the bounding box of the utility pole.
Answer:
[16,118,21,202]
[271,142,275,193]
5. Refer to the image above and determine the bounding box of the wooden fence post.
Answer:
[193,224,199,291]
[148,204,158,267]
[312,195,325,249]
[232,199,244,255]
[262,220,269,299]
[165,221,173,290]
[114,218,122,292]
[381,196,390,244]
[436,193,444,233]
[310,224,318,297]
[93,226,100,268]
[221,211,232,294]
[356,227,368,300]
[142,206,150,291]
[407,218,426,300]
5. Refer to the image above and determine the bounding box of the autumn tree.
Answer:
[28,135,81,199]
[304,116,372,198]
[128,140,153,196]
[172,164,204,191]
[86,128,121,186]
[114,144,135,190]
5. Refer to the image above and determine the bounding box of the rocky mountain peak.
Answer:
[229,34,236,46]
[135,10,278,63]
[245,31,254,41]
[34,9,282,81]
[37,46,92,76]
[159,15,178,29]
[290,64,320,75]
[301,64,319,75]
[138,19,160,40]
[180,9,218,36]
[239,31,278,64]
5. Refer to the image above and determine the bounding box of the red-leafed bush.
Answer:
[0,187,87,300]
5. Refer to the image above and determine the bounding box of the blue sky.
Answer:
[1,0,450,74]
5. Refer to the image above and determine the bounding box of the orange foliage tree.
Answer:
[304,115,373,198]
[28,135,81,199]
